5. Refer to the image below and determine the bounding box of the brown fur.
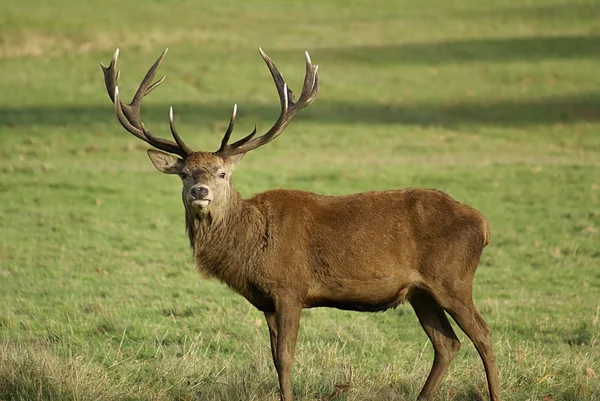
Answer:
[102,48,500,401]
[151,150,501,401]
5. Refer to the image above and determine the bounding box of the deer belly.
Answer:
[305,280,414,312]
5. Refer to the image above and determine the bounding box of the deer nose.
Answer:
[190,185,210,200]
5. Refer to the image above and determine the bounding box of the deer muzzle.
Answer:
[189,185,213,208]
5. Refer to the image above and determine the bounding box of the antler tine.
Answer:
[217,104,260,154]
[169,107,194,155]
[258,48,293,109]
[101,49,193,158]
[113,87,185,156]
[215,49,319,158]
[130,49,169,111]
[100,48,121,103]
[297,51,320,105]
[229,122,258,148]
[112,86,151,142]
[218,104,238,153]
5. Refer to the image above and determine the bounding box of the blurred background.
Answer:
[1,1,599,400]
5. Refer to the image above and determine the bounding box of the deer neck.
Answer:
[185,190,267,293]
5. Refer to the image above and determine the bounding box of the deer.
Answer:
[100,48,501,401]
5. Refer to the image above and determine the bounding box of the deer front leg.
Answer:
[264,311,279,370]
[273,299,302,401]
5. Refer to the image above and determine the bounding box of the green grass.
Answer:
[1,0,599,400]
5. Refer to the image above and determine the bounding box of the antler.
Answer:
[215,48,319,158]
[101,49,193,158]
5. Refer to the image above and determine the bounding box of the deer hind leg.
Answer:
[409,290,461,400]
[443,295,501,401]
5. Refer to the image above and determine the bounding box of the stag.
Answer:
[101,48,501,401]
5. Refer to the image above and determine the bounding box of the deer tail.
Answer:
[481,216,491,247]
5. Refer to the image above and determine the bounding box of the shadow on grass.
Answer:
[450,388,487,401]
[307,34,600,65]
[1,92,598,130]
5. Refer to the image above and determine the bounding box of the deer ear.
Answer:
[227,153,245,169]
[147,149,184,174]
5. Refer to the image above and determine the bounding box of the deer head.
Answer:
[101,48,319,220]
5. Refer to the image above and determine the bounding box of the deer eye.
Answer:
[218,172,227,179]
[178,171,189,180]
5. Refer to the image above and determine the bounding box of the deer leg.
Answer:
[409,291,461,400]
[445,300,501,401]
[264,311,279,371]
[274,299,302,401]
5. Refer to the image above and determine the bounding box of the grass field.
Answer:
[1,1,599,400]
